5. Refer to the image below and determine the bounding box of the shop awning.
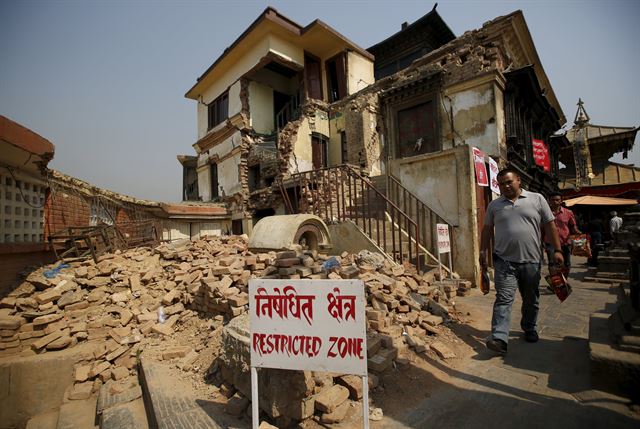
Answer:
[563,195,638,207]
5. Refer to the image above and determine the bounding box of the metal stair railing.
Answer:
[386,174,456,270]
[275,92,302,133]
[277,165,423,270]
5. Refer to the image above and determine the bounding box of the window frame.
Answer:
[387,91,441,159]
[210,163,219,199]
[325,52,347,103]
[207,91,229,130]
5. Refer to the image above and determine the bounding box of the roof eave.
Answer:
[185,7,303,99]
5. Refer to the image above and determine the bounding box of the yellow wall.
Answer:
[290,118,313,173]
[248,81,274,134]
[328,113,344,166]
[388,145,478,283]
[313,110,330,136]
[197,130,243,200]
[219,153,242,196]
[200,37,269,104]
[198,80,243,140]
[441,77,503,158]
[347,51,374,95]
[195,33,307,140]
[268,35,305,66]
[252,68,298,95]
[288,108,332,173]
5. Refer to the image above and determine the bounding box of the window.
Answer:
[90,203,114,226]
[232,219,243,235]
[182,164,199,201]
[248,165,261,192]
[397,100,438,158]
[305,53,323,100]
[207,91,229,130]
[210,163,219,199]
[312,134,328,169]
[326,53,347,102]
[341,132,348,164]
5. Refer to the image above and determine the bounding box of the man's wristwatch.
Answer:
[554,249,562,253]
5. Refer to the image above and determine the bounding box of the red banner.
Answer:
[472,147,488,186]
[532,139,550,172]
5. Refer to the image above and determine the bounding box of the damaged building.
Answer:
[181,7,376,230]
[181,5,566,283]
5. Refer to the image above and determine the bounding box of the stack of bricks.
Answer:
[0,235,466,362]
[0,235,276,359]
[213,247,468,425]
[250,245,463,369]
[0,233,471,424]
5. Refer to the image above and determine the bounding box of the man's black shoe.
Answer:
[486,338,507,355]
[524,330,539,343]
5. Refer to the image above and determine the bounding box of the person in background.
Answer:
[587,218,603,267]
[610,211,623,243]
[545,192,580,276]
[480,168,563,355]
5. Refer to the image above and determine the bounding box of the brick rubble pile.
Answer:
[0,235,471,426]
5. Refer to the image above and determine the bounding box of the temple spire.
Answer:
[574,98,590,127]
[572,98,594,187]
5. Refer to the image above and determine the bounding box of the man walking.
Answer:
[544,192,580,276]
[480,168,563,355]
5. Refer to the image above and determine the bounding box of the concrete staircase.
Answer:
[282,166,455,270]
[588,209,640,399]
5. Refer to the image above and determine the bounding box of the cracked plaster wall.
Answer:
[197,131,243,201]
[347,51,375,94]
[441,80,504,157]
[329,93,382,175]
[248,81,274,135]
[391,145,478,282]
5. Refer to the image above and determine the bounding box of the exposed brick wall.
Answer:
[43,185,158,240]
[44,188,92,238]
[0,246,54,297]
[116,207,132,225]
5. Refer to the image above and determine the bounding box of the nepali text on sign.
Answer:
[249,279,367,376]
[436,223,451,253]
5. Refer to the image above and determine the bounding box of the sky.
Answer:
[1,0,638,202]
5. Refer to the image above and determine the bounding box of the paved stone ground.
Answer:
[377,256,640,429]
[139,357,249,429]
[101,398,148,429]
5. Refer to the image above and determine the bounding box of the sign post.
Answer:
[436,223,453,279]
[249,279,368,428]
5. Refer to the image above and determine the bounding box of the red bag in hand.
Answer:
[570,234,591,258]
[545,271,572,302]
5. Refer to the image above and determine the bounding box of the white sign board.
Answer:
[488,157,500,195]
[249,279,367,376]
[436,223,451,253]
